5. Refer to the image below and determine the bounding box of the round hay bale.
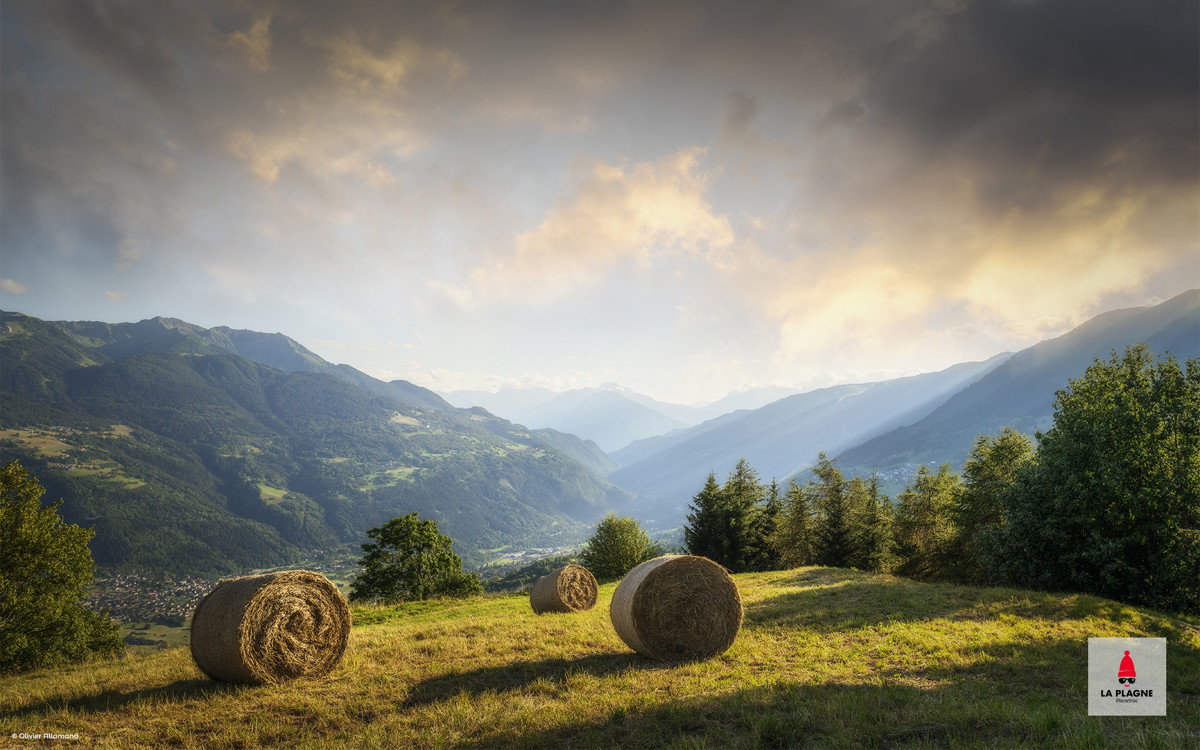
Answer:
[609,555,742,660]
[190,570,351,684]
[530,564,599,614]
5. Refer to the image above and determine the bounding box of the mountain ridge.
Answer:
[0,311,631,575]
[835,289,1200,480]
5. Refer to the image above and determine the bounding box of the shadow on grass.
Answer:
[2,677,245,721]
[401,650,674,709]
[445,636,1197,749]
[448,675,1062,750]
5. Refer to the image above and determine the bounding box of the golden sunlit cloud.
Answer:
[442,147,735,307]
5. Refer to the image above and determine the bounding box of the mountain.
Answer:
[444,384,688,452]
[49,316,453,411]
[442,383,798,452]
[836,289,1200,481]
[609,355,1012,523]
[0,312,630,575]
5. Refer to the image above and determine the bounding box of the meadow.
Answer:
[2,567,1197,748]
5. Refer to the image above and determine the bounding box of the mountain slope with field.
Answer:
[0,312,631,574]
[2,567,1196,748]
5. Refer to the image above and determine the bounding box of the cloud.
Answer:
[105,290,129,303]
[223,13,272,72]
[2,0,1195,402]
[321,29,465,93]
[445,147,735,307]
[757,0,1200,362]
[1,279,29,295]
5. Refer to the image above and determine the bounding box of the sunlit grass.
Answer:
[2,568,1197,748]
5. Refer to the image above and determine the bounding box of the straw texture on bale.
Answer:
[529,564,599,614]
[190,570,351,684]
[610,555,742,660]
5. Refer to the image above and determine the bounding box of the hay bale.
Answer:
[190,570,351,684]
[530,564,598,614]
[609,555,742,660]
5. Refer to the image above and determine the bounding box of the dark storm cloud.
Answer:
[850,0,1198,203]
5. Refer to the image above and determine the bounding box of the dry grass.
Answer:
[2,567,1197,748]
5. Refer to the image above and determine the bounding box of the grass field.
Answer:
[2,567,1197,748]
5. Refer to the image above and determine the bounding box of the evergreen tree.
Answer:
[893,464,961,578]
[580,512,662,580]
[722,457,767,572]
[747,478,783,572]
[946,429,1033,583]
[351,513,481,603]
[683,472,731,565]
[809,453,856,567]
[849,474,896,572]
[771,478,814,568]
[1,461,124,674]
[984,345,1200,613]
[684,459,769,572]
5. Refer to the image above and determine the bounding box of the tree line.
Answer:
[682,345,1199,615]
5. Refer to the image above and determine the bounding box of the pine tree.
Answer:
[809,453,856,567]
[771,478,814,568]
[747,478,783,572]
[683,472,731,564]
[849,474,896,572]
[947,429,1033,583]
[893,464,961,578]
[722,458,766,572]
[684,459,769,572]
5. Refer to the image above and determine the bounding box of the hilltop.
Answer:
[2,568,1197,748]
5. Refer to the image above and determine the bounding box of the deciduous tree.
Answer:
[984,345,1200,613]
[580,512,662,580]
[1,461,123,674]
[350,513,480,603]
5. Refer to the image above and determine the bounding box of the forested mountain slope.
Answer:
[0,312,629,574]
[609,355,1011,522]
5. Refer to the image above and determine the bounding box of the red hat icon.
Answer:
[1118,650,1136,681]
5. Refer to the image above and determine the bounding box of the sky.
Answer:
[2,0,1197,405]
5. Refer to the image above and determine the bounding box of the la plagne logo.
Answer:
[1088,638,1167,716]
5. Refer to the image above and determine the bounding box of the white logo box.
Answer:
[1088,637,1167,716]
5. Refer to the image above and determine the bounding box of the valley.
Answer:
[1,291,1197,622]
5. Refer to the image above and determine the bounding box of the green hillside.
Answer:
[2,568,1196,748]
[0,313,630,574]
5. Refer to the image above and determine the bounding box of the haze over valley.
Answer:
[3,291,1196,577]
